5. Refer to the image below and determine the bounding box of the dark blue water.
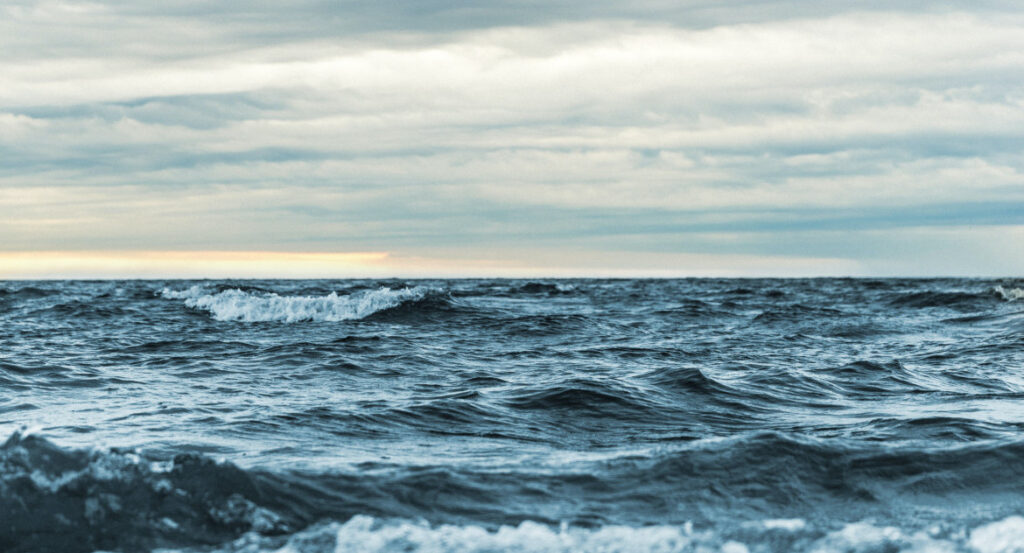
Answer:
[2,278,1024,552]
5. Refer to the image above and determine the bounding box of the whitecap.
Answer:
[159,286,429,322]
[993,286,1024,302]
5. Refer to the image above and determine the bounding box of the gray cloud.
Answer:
[20,1,1024,35]
[1,1,1022,275]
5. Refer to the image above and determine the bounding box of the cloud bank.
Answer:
[1,1,1022,276]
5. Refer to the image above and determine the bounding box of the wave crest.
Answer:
[160,286,432,322]
[994,285,1024,302]
[0,431,294,552]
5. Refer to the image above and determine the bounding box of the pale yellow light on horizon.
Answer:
[0,251,393,279]
[0,249,868,279]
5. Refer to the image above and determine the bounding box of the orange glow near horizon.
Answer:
[0,249,871,279]
[0,251,394,279]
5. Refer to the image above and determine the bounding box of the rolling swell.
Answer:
[888,289,1001,310]
[0,285,60,299]
[9,431,1024,552]
[0,432,296,553]
[504,379,657,417]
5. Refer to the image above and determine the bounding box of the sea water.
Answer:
[2,278,1024,552]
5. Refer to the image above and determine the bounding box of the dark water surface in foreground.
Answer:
[2,278,1024,552]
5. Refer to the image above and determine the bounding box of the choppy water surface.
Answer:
[2,278,1024,552]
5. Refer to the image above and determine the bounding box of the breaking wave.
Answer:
[994,285,1024,302]
[160,286,434,322]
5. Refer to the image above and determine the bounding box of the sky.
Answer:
[2,1,1023,278]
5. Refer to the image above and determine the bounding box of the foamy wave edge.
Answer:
[159,286,430,322]
[994,285,1024,302]
[199,514,1024,553]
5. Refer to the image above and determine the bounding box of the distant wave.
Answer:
[751,303,844,323]
[42,299,136,319]
[510,282,577,295]
[0,285,59,299]
[887,285,1023,309]
[888,290,997,309]
[160,285,432,322]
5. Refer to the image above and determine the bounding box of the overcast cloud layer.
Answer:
[2,1,1023,276]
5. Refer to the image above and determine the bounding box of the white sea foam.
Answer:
[969,516,1024,553]
[159,286,429,322]
[277,516,696,553]
[189,515,1024,553]
[807,522,954,553]
[994,286,1024,302]
[760,518,807,531]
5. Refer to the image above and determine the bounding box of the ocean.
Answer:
[2,278,1024,552]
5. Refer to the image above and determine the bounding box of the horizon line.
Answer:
[0,250,1019,280]
[2,275,1018,281]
